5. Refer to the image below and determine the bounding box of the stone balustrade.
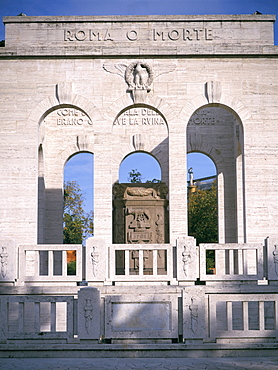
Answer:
[199,243,264,281]
[18,244,83,283]
[0,295,75,342]
[1,238,277,285]
[1,286,278,344]
[108,243,174,283]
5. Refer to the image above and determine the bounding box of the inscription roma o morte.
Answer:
[64,28,213,42]
[114,108,166,126]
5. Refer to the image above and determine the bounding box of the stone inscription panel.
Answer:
[105,294,178,338]
[111,302,171,331]
[64,27,213,42]
[5,16,275,48]
[44,108,93,127]
[113,107,168,136]
[187,108,234,127]
[114,108,165,126]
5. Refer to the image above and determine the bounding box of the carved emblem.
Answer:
[0,247,8,278]
[103,61,176,102]
[84,299,94,334]
[125,61,154,92]
[273,245,278,275]
[127,209,151,244]
[91,246,99,277]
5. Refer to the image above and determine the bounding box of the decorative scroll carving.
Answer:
[189,297,198,333]
[273,245,278,275]
[132,134,145,151]
[155,213,164,243]
[55,82,73,104]
[91,246,99,277]
[0,247,8,278]
[182,245,191,277]
[84,299,94,334]
[204,81,222,103]
[113,183,168,200]
[125,187,158,198]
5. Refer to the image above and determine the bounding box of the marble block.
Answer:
[78,287,101,340]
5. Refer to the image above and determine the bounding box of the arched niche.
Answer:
[119,151,162,183]
[187,152,218,245]
[112,105,169,186]
[63,152,94,244]
[113,150,168,245]
[187,105,245,243]
[37,105,94,244]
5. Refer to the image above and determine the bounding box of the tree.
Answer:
[188,183,218,245]
[63,181,94,244]
[188,183,218,273]
[128,169,142,183]
[128,169,161,183]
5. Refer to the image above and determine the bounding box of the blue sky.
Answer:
[1,0,277,212]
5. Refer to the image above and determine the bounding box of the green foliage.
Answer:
[67,260,76,275]
[63,181,94,244]
[128,169,161,183]
[188,183,218,246]
[128,169,142,183]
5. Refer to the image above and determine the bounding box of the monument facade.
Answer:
[0,14,278,357]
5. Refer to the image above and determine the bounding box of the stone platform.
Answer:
[0,357,278,370]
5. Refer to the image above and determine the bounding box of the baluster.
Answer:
[139,250,144,276]
[35,250,39,277]
[216,249,224,275]
[227,301,233,331]
[243,250,248,276]
[238,249,243,275]
[153,249,158,276]
[62,250,67,276]
[34,302,40,332]
[229,250,234,275]
[49,251,53,277]
[259,301,265,331]
[125,250,129,275]
[18,302,24,333]
[243,301,248,331]
[51,301,56,332]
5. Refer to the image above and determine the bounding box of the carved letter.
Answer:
[205,29,213,40]
[104,30,113,41]
[75,30,86,41]
[64,30,74,41]
[183,29,192,41]
[153,30,165,41]
[126,30,138,41]
[168,30,180,41]
[90,31,101,41]
[193,29,203,40]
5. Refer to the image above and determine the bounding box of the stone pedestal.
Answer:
[78,287,101,340]
[113,183,169,244]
